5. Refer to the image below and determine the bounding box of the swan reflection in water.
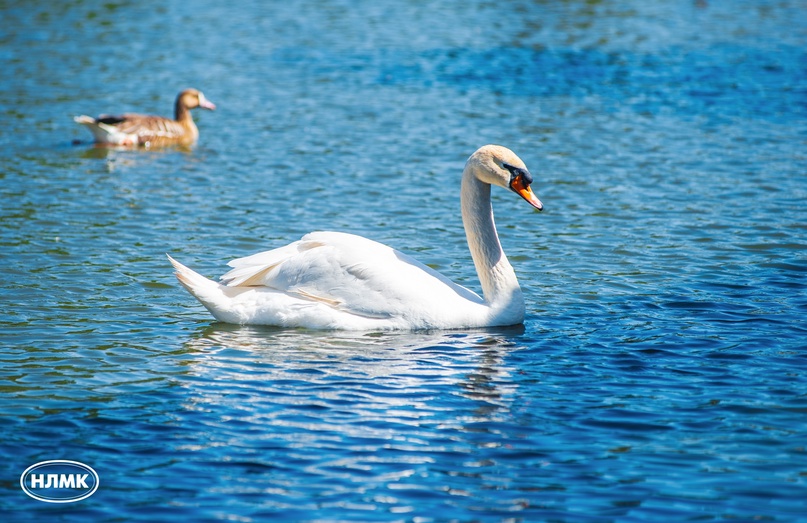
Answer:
[179,324,526,421]
[171,324,541,513]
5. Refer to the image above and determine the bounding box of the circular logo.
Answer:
[20,460,100,503]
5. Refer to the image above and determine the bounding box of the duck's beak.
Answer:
[510,174,543,211]
[199,94,216,111]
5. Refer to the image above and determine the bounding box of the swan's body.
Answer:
[169,145,543,330]
[74,88,215,147]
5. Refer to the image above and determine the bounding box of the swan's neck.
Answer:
[460,166,524,318]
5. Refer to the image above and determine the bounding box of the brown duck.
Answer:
[74,88,216,147]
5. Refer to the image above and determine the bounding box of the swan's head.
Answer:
[177,89,217,111]
[468,145,543,211]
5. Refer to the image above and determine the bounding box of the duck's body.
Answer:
[74,88,215,147]
[169,145,543,330]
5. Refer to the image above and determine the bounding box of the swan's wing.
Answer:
[219,231,483,320]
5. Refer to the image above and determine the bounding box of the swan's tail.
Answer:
[167,254,242,322]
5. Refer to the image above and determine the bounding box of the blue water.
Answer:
[2,0,806,521]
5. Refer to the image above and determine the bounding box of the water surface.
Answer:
[1,0,806,521]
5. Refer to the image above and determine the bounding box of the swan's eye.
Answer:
[504,164,533,186]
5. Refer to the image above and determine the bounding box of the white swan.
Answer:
[168,145,543,330]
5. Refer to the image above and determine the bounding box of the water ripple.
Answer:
[2,1,807,521]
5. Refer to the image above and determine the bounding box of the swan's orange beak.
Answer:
[510,174,543,211]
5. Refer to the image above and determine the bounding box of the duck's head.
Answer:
[177,88,217,111]
[468,144,543,211]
